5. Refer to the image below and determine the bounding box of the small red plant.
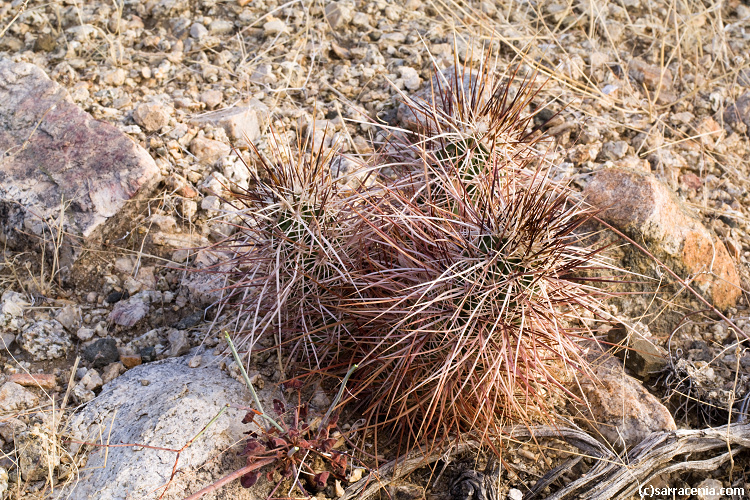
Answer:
[237,399,348,496]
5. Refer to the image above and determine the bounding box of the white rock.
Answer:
[80,369,103,391]
[263,18,287,35]
[0,382,39,412]
[399,66,422,91]
[76,327,96,341]
[18,319,71,361]
[1,290,28,319]
[507,488,523,500]
[325,2,354,29]
[60,354,277,500]
[201,195,221,211]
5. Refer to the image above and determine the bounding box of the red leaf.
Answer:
[313,471,330,491]
[271,437,287,448]
[331,452,347,475]
[241,411,258,425]
[240,471,260,488]
[320,438,337,452]
[273,399,285,415]
[241,439,266,456]
[326,413,339,429]
[286,378,303,390]
[298,403,308,421]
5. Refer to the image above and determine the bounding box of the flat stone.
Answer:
[584,167,741,311]
[0,381,39,412]
[607,322,668,380]
[189,101,267,143]
[570,348,676,450]
[60,354,276,500]
[0,60,159,261]
[189,135,230,165]
[8,373,57,390]
[109,293,149,327]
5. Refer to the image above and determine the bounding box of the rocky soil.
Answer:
[2,0,750,499]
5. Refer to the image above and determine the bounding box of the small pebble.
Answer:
[507,489,523,500]
[8,373,56,390]
[189,22,208,40]
[334,479,345,497]
[120,354,143,369]
[188,355,202,368]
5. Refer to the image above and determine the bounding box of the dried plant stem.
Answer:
[182,458,276,500]
[322,363,358,427]
[224,331,284,432]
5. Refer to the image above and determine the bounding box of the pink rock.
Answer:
[584,167,741,311]
[0,60,159,258]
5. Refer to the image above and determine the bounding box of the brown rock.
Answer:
[571,349,676,450]
[190,135,230,165]
[8,373,57,390]
[120,354,142,369]
[628,58,673,92]
[189,100,267,143]
[607,322,668,380]
[0,59,159,262]
[132,101,171,132]
[584,167,741,311]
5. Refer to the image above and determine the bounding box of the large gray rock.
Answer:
[61,353,274,500]
[0,59,160,264]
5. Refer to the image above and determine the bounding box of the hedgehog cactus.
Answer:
[220,55,618,456]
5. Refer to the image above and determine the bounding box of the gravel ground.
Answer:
[3,0,750,498]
